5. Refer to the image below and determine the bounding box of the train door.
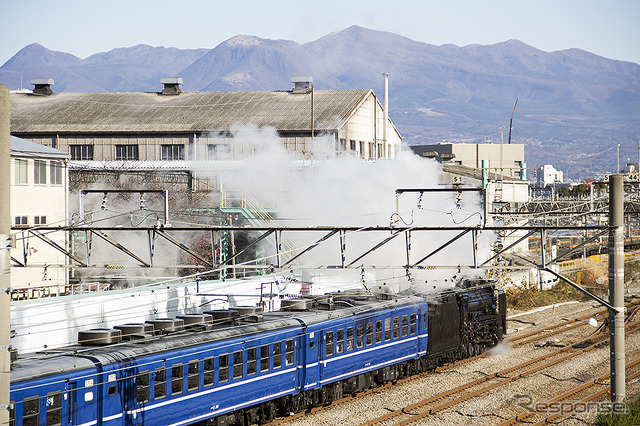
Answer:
[122,368,143,425]
[66,382,78,425]
[305,331,319,389]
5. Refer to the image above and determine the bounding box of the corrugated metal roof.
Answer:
[10,135,69,159]
[9,90,373,134]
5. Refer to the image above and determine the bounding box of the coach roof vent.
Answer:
[160,77,183,95]
[31,78,54,95]
[291,75,313,94]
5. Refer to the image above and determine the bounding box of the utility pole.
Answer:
[609,174,625,406]
[0,84,11,426]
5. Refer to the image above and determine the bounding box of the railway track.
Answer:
[268,301,639,426]
[360,318,640,426]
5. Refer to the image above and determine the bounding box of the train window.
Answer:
[326,332,334,357]
[218,354,229,383]
[204,357,214,387]
[384,318,391,341]
[346,327,354,351]
[375,320,382,344]
[410,314,417,335]
[402,315,408,337]
[261,345,270,372]
[233,350,243,379]
[188,361,200,391]
[366,322,373,346]
[154,368,166,400]
[273,343,283,369]
[285,340,295,366]
[108,385,117,396]
[356,324,364,348]
[393,317,400,339]
[336,329,344,354]
[247,348,257,376]
[172,364,183,395]
[22,396,39,426]
[137,371,150,403]
[46,392,62,426]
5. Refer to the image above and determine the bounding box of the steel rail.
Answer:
[362,319,640,426]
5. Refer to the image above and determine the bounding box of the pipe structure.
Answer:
[0,84,10,426]
[382,72,388,158]
[608,174,625,407]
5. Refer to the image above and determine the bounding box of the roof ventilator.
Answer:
[291,75,313,94]
[31,78,54,96]
[160,77,183,95]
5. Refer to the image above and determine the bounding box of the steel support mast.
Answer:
[609,174,625,406]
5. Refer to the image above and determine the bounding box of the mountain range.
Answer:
[2,25,639,180]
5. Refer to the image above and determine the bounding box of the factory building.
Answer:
[9,77,401,168]
[410,142,526,180]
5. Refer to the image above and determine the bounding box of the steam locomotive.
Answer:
[9,279,505,425]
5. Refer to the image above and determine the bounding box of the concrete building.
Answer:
[9,136,69,297]
[9,78,402,167]
[537,164,564,186]
[410,142,526,179]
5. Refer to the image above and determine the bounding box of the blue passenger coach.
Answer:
[10,281,504,425]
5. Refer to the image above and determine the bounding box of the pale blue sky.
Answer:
[2,0,639,65]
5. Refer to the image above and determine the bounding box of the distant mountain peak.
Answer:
[224,35,264,47]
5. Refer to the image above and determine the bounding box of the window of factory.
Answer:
[378,143,384,158]
[285,339,295,366]
[188,361,199,390]
[402,315,408,337]
[359,141,365,159]
[34,160,47,185]
[261,345,270,372]
[115,144,139,161]
[375,320,382,344]
[50,161,63,185]
[369,142,376,159]
[273,343,283,369]
[46,392,62,426]
[336,329,344,354]
[34,216,46,226]
[203,357,214,387]
[161,144,185,161]
[410,314,417,335]
[366,322,373,346]
[14,216,28,228]
[154,367,166,399]
[326,331,334,357]
[338,139,347,151]
[356,324,364,348]
[233,351,243,379]
[14,159,28,185]
[207,144,230,160]
[22,396,39,426]
[247,348,257,376]
[393,317,400,339]
[350,140,356,151]
[171,364,183,395]
[346,327,354,351]
[218,354,229,383]
[384,318,391,341]
[70,145,93,160]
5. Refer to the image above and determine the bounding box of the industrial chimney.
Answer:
[31,78,54,95]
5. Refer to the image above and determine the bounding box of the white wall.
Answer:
[10,155,68,293]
